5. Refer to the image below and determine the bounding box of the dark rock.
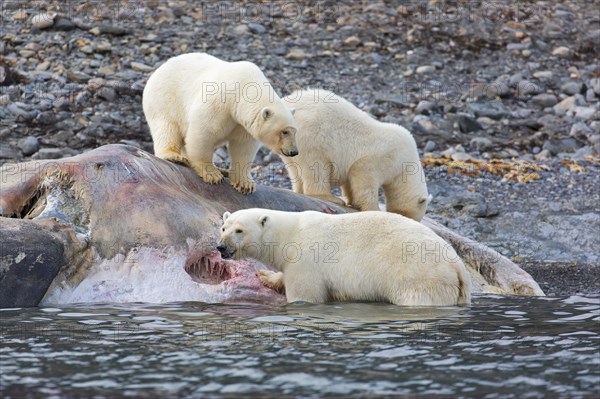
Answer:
[0,219,67,307]
[572,146,595,160]
[543,138,581,155]
[33,148,67,160]
[466,101,510,120]
[560,81,583,95]
[247,23,267,34]
[97,87,117,101]
[570,122,592,138]
[458,115,483,133]
[35,111,57,125]
[415,100,435,115]
[516,80,543,97]
[470,137,493,152]
[530,93,558,108]
[97,24,130,35]
[7,103,37,121]
[423,140,437,152]
[18,136,39,156]
[53,17,76,31]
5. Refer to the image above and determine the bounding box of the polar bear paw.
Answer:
[163,153,191,167]
[231,178,256,195]
[193,162,224,184]
[258,270,285,293]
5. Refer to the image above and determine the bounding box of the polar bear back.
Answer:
[143,53,270,126]
[245,209,470,306]
[282,89,420,181]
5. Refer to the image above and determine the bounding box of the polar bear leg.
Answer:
[185,123,224,184]
[284,267,328,303]
[301,167,345,206]
[228,128,260,195]
[150,119,190,166]
[347,162,380,211]
[258,270,285,293]
[341,182,353,206]
[285,161,304,194]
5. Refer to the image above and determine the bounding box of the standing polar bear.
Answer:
[282,89,429,221]
[217,209,471,306]
[143,53,298,194]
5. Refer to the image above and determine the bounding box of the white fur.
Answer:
[281,89,429,221]
[219,209,471,306]
[143,53,297,193]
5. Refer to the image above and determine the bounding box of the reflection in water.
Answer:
[1,295,599,397]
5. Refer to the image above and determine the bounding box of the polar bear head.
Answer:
[253,105,298,157]
[217,210,269,260]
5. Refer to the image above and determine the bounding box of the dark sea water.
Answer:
[1,294,599,398]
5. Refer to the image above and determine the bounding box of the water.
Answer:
[1,295,599,398]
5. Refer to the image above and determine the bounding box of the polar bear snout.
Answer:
[283,149,299,157]
[216,242,236,259]
[277,128,299,157]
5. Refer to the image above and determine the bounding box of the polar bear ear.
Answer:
[223,212,231,222]
[261,108,273,120]
[258,215,268,227]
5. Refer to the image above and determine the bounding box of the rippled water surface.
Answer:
[1,295,599,398]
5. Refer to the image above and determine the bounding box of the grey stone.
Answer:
[97,87,117,102]
[553,96,578,115]
[423,140,437,152]
[570,122,592,138]
[465,203,500,218]
[416,65,436,74]
[33,148,66,160]
[585,89,596,103]
[552,46,571,58]
[18,136,39,156]
[0,147,18,159]
[7,103,37,121]
[451,152,471,161]
[53,17,76,31]
[572,146,595,160]
[458,115,483,132]
[516,80,543,97]
[130,62,153,72]
[543,138,580,155]
[35,111,57,125]
[466,101,509,120]
[233,24,250,35]
[560,81,582,95]
[470,137,493,152]
[412,116,437,135]
[31,12,56,29]
[66,70,91,83]
[247,23,267,34]
[573,106,596,121]
[530,93,558,107]
[415,100,435,114]
[97,24,130,36]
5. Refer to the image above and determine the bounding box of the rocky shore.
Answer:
[1,1,598,296]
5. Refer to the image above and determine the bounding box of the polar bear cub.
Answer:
[217,209,471,306]
[143,53,298,194]
[281,89,429,221]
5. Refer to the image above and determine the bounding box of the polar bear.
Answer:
[143,53,298,194]
[217,209,471,306]
[281,89,429,221]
